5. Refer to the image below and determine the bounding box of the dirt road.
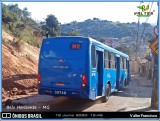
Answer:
[2,31,156,112]
[3,75,157,112]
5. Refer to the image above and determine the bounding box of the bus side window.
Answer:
[126,58,128,69]
[104,50,109,68]
[91,45,96,68]
[123,57,125,69]
[108,52,111,68]
[111,53,116,69]
[112,53,116,69]
[115,55,116,68]
[120,57,123,69]
[124,58,126,69]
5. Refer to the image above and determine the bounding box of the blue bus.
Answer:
[38,36,130,102]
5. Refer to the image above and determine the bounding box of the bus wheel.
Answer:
[102,84,110,103]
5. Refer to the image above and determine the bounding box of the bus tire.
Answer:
[102,84,110,103]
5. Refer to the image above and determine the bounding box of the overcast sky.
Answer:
[3,2,158,25]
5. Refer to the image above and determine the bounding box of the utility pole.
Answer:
[151,2,158,109]
[151,50,158,109]
[135,2,143,61]
[135,20,140,61]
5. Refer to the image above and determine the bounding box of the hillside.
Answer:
[2,31,39,101]
[61,19,154,40]
[3,3,155,47]
[2,3,42,48]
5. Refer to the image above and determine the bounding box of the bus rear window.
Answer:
[41,40,85,59]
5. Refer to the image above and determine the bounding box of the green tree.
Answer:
[67,30,79,36]
[93,17,100,21]
[22,7,30,18]
[41,14,61,37]
[2,3,41,47]
[21,7,31,27]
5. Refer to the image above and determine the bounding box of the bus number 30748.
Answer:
[55,91,66,95]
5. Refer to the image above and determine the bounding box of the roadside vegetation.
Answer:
[2,3,155,52]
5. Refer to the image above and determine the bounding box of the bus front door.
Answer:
[116,57,120,89]
[96,50,103,96]
[127,60,130,85]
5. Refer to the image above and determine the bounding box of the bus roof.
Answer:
[43,36,129,59]
[43,36,88,40]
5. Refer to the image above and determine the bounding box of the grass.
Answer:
[2,24,41,48]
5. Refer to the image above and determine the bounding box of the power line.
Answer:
[140,2,154,41]
[140,2,150,41]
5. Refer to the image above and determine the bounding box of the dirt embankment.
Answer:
[2,31,40,101]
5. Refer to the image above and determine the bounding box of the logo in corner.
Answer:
[134,5,155,17]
